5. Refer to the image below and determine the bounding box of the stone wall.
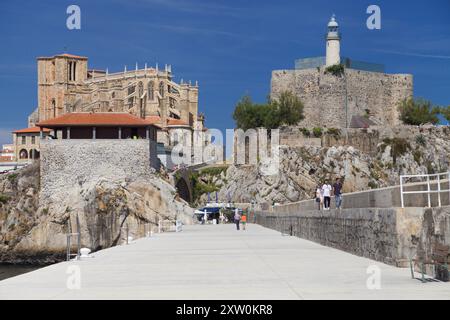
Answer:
[257,205,450,273]
[256,207,423,266]
[271,67,413,128]
[40,139,152,205]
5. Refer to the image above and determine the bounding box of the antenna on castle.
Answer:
[144,63,147,71]
[124,65,127,73]
[135,62,138,71]
[156,63,159,72]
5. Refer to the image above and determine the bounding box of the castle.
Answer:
[8,53,210,167]
[271,15,413,128]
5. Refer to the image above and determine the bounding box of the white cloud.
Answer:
[376,49,450,60]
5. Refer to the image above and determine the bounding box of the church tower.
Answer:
[326,14,341,66]
[37,53,88,122]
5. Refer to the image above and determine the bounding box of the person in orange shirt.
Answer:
[241,213,247,230]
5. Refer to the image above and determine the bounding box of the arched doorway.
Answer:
[30,149,40,159]
[19,149,28,159]
[175,176,192,203]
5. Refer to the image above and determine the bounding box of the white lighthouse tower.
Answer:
[326,14,341,66]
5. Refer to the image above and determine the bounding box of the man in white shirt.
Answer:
[322,181,332,210]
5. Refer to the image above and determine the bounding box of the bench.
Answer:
[410,243,450,282]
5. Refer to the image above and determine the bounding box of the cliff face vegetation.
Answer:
[0,162,193,264]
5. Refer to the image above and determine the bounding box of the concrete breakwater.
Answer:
[255,206,450,271]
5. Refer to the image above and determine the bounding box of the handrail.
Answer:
[400,171,450,208]
[66,214,81,261]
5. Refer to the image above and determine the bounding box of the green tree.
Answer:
[271,91,305,126]
[439,105,450,123]
[232,91,304,130]
[398,98,440,125]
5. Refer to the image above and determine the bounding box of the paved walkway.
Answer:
[1,224,450,299]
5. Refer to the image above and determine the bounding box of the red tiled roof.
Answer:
[167,118,189,126]
[13,127,51,134]
[36,113,160,127]
[144,116,163,128]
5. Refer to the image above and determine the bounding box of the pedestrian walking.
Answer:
[322,181,332,210]
[241,213,247,230]
[333,178,343,209]
[234,208,241,230]
[203,209,208,225]
[315,185,323,210]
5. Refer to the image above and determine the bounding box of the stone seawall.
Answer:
[40,139,152,205]
[256,206,450,272]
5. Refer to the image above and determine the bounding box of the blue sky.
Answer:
[0,0,449,145]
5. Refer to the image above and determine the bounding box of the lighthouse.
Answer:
[326,14,341,66]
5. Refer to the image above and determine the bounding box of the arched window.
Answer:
[159,82,164,97]
[52,99,56,118]
[148,81,154,100]
[19,149,28,159]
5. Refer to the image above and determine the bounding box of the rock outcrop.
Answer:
[0,162,193,264]
[203,126,450,207]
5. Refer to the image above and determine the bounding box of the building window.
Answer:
[128,97,134,108]
[68,61,72,81]
[52,99,56,118]
[21,136,26,144]
[128,85,135,96]
[148,81,154,100]
[32,136,36,144]
[68,61,76,81]
[159,82,164,97]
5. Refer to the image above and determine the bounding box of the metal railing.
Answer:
[158,219,182,233]
[66,214,81,261]
[400,172,450,208]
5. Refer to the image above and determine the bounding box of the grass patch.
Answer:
[199,166,227,177]
[327,127,341,138]
[0,194,9,204]
[7,173,18,182]
[312,127,323,138]
[325,64,345,77]
[299,127,310,137]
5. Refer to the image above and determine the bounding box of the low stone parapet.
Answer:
[255,206,447,269]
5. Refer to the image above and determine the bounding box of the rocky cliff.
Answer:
[0,162,193,264]
[204,125,450,207]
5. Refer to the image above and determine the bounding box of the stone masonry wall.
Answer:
[271,67,413,128]
[256,207,424,267]
[40,139,152,206]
